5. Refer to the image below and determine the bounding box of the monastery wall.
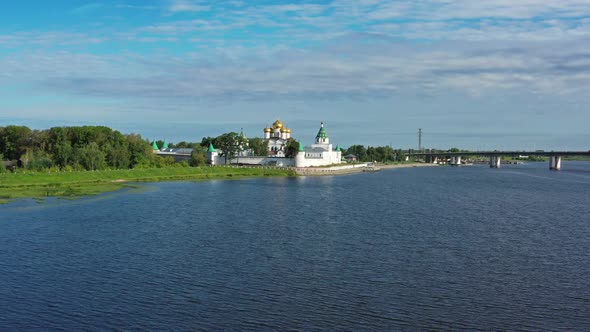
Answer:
[211,155,295,167]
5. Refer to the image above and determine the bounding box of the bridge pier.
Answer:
[449,156,462,166]
[490,156,501,168]
[550,156,562,171]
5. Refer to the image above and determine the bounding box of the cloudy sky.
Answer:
[1,0,589,149]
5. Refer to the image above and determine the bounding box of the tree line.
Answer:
[342,145,407,162]
[0,124,413,172]
[0,125,158,172]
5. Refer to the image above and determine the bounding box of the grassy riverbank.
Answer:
[0,166,295,203]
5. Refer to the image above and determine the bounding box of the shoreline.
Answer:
[0,166,295,204]
[0,163,437,203]
[295,162,438,176]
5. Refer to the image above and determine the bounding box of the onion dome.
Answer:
[272,119,283,129]
[264,127,272,133]
[285,128,291,133]
[280,127,289,133]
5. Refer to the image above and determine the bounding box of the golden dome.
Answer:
[272,119,283,129]
[285,128,291,133]
[264,127,272,133]
[281,127,288,133]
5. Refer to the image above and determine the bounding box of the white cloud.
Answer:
[110,0,590,46]
[3,1,590,101]
[115,4,158,10]
[168,0,210,13]
[3,35,589,102]
[0,31,106,47]
[363,0,590,20]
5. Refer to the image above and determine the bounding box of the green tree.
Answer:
[54,141,74,168]
[200,136,218,148]
[284,138,300,158]
[190,150,206,166]
[77,142,106,170]
[215,132,248,164]
[107,144,131,169]
[366,146,379,162]
[126,134,153,168]
[19,149,35,169]
[0,125,33,160]
[345,145,367,161]
[30,129,49,152]
[27,150,54,171]
[394,149,405,162]
[249,137,268,156]
[153,155,176,168]
[0,153,5,173]
[174,141,191,148]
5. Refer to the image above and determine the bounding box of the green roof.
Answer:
[152,141,159,150]
[162,140,169,149]
[298,142,305,152]
[316,122,328,139]
[207,143,215,152]
[335,145,341,151]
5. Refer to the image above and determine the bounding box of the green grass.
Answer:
[0,166,295,203]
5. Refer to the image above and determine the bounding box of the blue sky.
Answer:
[1,0,590,149]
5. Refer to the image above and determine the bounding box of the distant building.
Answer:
[294,122,342,167]
[208,119,342,167]
[264,120,292,157]
[344,154,357,162]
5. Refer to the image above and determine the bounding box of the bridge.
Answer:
[407,151,590,170]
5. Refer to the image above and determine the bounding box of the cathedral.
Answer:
[264,119,291,157]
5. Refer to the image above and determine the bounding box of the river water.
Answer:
[1,162,589,331]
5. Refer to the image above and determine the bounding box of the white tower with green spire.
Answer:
[295,122,342,167]
[315,122,329,144]
[295,141,305,167]
[206,143,219,165]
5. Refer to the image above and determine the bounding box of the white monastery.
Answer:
[207,119,342,167]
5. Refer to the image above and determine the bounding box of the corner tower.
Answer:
[295,141,305,167]
[207,143,218,165]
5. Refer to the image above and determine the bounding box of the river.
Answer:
[1,162,589,331]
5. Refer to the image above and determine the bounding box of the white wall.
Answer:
[213,155,295,166]
[295,150,342,167]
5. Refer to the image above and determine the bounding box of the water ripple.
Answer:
[1,163,590,330]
